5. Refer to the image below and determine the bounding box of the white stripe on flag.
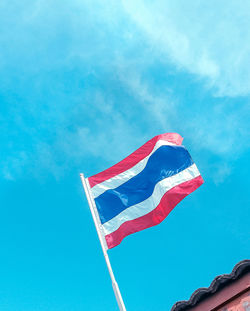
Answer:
[102,164,200,235]
[92,140,179,198]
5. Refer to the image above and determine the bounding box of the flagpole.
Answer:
[80,173,127,311]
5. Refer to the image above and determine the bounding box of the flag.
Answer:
[88,133,204,249]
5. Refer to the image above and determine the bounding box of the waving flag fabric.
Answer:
[88,133,204,249]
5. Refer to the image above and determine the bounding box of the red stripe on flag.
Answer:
[88,133,183,188]
[105,175,204,249]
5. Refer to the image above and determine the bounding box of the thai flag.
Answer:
[88,133,204,249]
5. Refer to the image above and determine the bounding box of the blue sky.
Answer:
[1,1,250,310]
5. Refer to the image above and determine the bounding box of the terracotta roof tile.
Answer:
[171,259,250,311]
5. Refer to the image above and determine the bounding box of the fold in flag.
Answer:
[88,133,204,249]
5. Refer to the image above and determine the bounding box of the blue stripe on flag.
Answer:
[95,145,194,224]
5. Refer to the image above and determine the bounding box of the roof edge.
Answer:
[171,259,250,311]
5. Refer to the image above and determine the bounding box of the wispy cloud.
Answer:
[122,0,250,97]
[1,0,249,183]
[116,68,176,130]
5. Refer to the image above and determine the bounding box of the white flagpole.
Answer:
[80,173,127,311]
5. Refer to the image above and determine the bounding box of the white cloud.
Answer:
[122,0,250,97]
[116,68,176,130]
[1,0,249,182]
[2,152,28,181]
